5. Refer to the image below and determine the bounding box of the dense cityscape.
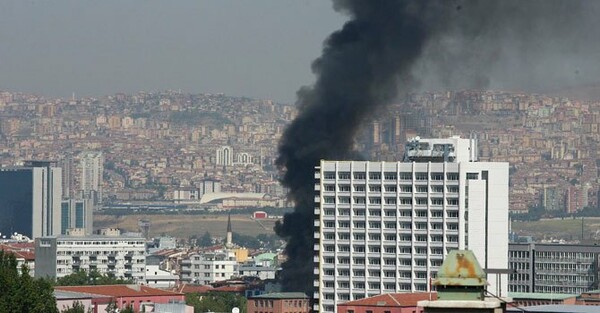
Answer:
[2,88,600,312]
[0,89,597,215]
[3,1,600,313]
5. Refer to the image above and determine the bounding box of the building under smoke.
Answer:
[276,0,600,297]
[313,137,508,313]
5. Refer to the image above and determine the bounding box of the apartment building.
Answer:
[180,250,237,285]
[35,228,146,282]
[314,137,509,313]
[509,242,600,294]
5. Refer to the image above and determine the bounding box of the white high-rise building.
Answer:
[314,136,509,313]
[80,151,103,204]
[216,146,233,166]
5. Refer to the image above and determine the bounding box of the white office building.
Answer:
[35,228,146,283]
[180,250,237,285]
[314,136,509,313]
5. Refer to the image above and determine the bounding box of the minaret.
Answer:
[226,213,233,248]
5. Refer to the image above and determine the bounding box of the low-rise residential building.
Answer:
[247,292,310,313]
[0,241,35,276]
[180,250,237,285]
[35,229,146,282]
[239,261,277,280]
[145,264,179,288]
[55,285,189,313]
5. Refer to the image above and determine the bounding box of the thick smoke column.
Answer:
[275,0,442,293]
[276,0,600,294]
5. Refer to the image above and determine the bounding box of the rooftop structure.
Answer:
[419,250,507,313]
[403,136,478,163]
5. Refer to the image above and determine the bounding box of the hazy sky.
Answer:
[0,1,346,103]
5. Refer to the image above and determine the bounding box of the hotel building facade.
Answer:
[313,137,509,313]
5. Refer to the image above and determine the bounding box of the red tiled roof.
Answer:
[338,292,437,308]
[0,244,35,260]
[175,284,214,294]
[56,285,184,298]
[214,285,246,292]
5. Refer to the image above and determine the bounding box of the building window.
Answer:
[324,172,336,179]
[385,185,397,192]
[369,172,381,180]
[369,210,382,217]
[430,173,444,180]
[400,185,412,193]
[354,172,366,180]
[338,172,351,179]
[446,173,459,180]
[384,172,397,180]
[354,197,366,204]
[338,196,351,204]
[415,173,428,180]
[466,172,479,180]
[400,198,413,205]
[339,185,351,192]
[324,184,335,192]
[399,172,412,180]
[369,185,382,192]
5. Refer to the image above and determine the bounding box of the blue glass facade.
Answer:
[0,169,33,238]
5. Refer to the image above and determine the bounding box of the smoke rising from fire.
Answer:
[276,0,600,294]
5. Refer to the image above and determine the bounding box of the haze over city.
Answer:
[3,1,600,313]
[0,0,344,103]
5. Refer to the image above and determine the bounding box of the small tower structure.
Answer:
[418,250,509,313]
[225,214,233,248]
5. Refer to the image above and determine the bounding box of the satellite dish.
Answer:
[232,307,240,313]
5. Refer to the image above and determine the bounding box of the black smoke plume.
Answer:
[276,0,600,294]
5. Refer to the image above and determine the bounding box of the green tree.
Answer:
[105,300,117,313]
[0,251,58,313]
[199,231,213,247]
[186,292,247,313]
[232,232,261,249]
[120,305,134,313]
[56,270,133,286]
[60,301,92,313]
